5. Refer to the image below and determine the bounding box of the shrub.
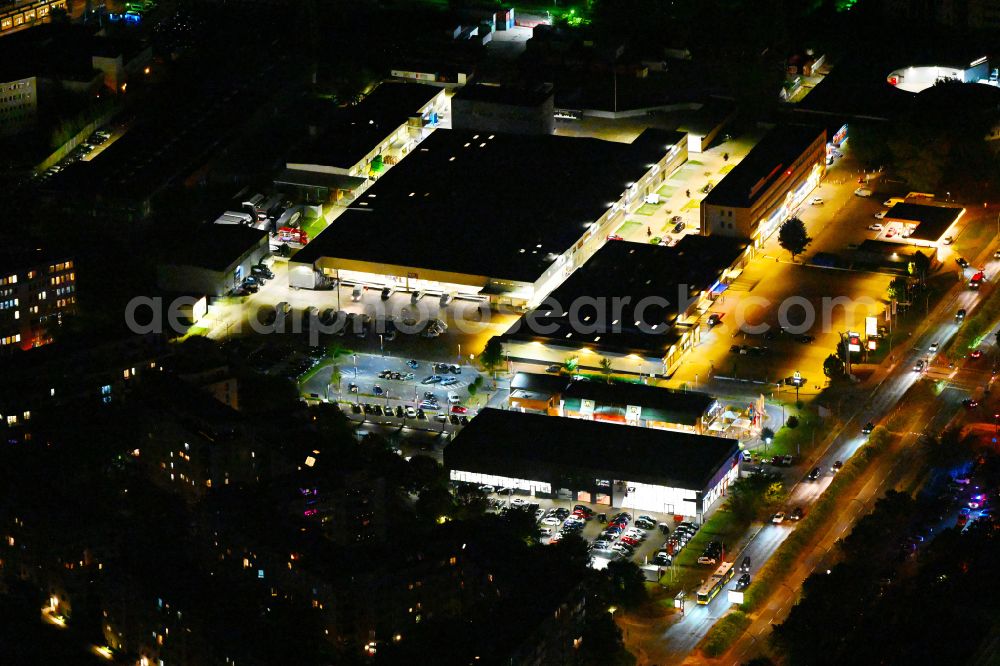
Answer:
[702,611,751,657]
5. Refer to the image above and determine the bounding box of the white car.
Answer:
[928,342,939,353]
[541,517,561,526]
[810,197,824,205]
[868,223,883,231]
[854,187,873,197]
[771,512,786,524]
[448,391,460,404]
[405,407,417,418]
[511,498,527,507]
[874,210,888,219]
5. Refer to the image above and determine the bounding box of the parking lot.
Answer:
[299,352,495,437]
[195,259,519,362]
[477,490,713,573]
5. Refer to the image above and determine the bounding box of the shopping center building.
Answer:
[508,371,720,434]
[444,408,740,520]
[497,234,752,377]
[288,128,688,307]
[700,124,826,245]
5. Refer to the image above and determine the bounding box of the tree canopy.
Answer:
[778,217,812,260]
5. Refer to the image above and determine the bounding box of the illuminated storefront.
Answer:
[701,125,827,245]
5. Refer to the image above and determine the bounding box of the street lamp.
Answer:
[353,353,358,378]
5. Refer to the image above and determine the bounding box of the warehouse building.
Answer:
[498,234,751,377]
[452,82,555,135]
[700,124,826,245]
[286,81,449,202]
[156,225,269,298]
[445,409,740,520]
[289,128,688,306]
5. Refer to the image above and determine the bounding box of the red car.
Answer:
[970,350,984,360]
[450,405,468,414]
[621,536,640,547]
[606,234,624,241]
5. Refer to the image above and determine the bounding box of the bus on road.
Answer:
[696,561,735,605]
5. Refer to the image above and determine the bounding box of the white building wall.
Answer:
[449,469,552,495]
[619,481,698,517]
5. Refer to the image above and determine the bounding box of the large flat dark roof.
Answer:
[0,23,144,83]
[884,203,964,242]
[702,124,825,209]
[274,168,367,191]
[562,381,716,426]
[0,245,72,274]
[510,371,570,395]
[501,234,749,355]
[453,82,553,107]
[444,408,738,490]
[170,225,267,272]
[293,128,686,282]
[287,82,442,170]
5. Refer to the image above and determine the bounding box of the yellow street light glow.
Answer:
[91,646,113,660]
